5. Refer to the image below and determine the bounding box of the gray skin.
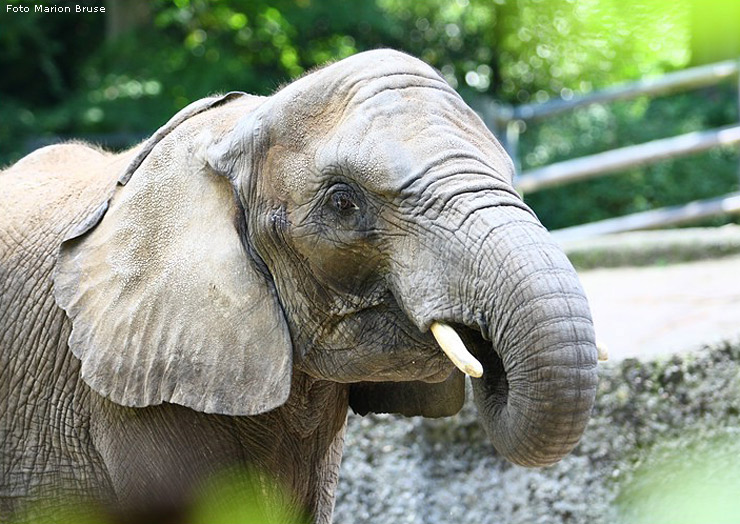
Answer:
[0,50,598,523]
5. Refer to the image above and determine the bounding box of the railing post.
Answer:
[474,97,522,181]
[736,58,740,189]
[505,119,522,180]
[475,58,740,237]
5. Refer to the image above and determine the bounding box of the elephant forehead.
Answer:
[314,89,507,194]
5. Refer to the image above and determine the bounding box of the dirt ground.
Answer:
[335,249,740,524]
[581,254,740,361]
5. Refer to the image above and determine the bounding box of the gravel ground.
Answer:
[334,338,740,524]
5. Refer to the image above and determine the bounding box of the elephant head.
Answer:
[54,50,597,467]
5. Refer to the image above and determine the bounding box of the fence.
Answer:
[476,59,740,242]
[21,60,740,243]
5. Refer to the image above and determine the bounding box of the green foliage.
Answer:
[617,432,740,524]
[0,0,104,106]
[690,0,740,65]
[190,467,309,524]
[523,86,740,229]
[1,0,738,228]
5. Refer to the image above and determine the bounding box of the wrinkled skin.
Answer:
[0,50,597,523]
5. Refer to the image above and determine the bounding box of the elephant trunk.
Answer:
[395,202,598,467]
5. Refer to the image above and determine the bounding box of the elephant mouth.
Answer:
[432,321,509,405]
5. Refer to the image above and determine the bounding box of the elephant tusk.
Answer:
[597,340,609,362]
[430,322,484,378]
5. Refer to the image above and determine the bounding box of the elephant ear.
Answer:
[349,371,465,418]
[54,93,294,416]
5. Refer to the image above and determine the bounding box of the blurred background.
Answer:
[2,0,740,231]
[3,2,740,523]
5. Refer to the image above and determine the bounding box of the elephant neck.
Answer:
[250,372,350,523]
[87,373,349,524]
[275,370,350,438]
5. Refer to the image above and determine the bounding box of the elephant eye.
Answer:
[330,189,358,213]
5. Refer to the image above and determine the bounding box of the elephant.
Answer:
[0,49,598,523]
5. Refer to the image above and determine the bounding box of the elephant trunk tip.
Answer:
[452,322,597,468]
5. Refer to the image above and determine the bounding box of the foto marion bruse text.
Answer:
[7,3,105,13]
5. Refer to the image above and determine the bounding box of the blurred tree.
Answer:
[105,0,152,42]
[689,0,740,65]
[0,0,104,106]
[1,0,737,229]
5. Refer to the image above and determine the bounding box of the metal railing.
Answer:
[476,59,740,241]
